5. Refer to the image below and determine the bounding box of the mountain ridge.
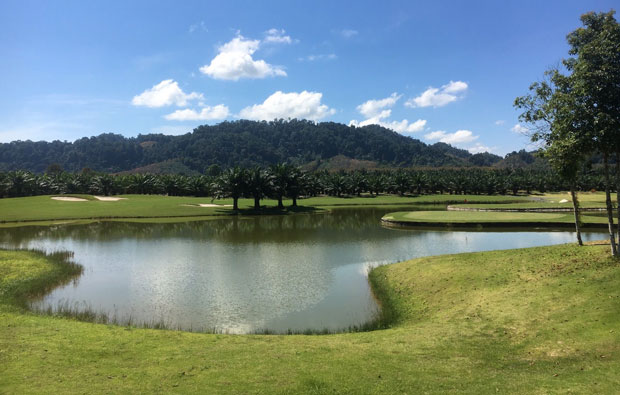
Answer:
[0,119,503,173]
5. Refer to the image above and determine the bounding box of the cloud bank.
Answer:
[200,32,291,80]
[349,93,426,133]
[132,79,203,108]
[165,105,230,121]
[239,91,335,121]
[405,80,468,108]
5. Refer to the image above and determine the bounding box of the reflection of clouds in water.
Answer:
[119,239,330,332]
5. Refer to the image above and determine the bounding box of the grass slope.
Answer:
[1,244,619,393]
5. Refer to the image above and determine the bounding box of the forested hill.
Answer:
[0,119,503,173]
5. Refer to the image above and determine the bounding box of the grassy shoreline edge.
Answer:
[2,242,619,392]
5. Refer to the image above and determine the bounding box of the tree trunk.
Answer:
[277,195,284,209]
[616,152,619,244]
[233,197,239,211]
[254,196,260,210]
[292,196,297,207]
[603,153,618,256]
[570,185,583,246]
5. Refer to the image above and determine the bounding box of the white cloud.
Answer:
[357,93,401,118]
[405,80,468,108]
[150,125,191,136]
[511,123,529,134]
[467,143,493,154]
[164,104,230,121]
[199,34,287,80]
[340,29,358,38]
[367,118,427,133]
[349,93,426,133]
[239,91,335,121]
[132,79,203,108]
[424,129,478,144]
[298,53,337,62]
[495,120,505,125]
[263,28,293,44]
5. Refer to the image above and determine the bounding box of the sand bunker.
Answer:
[94,196,127,201]
[51,196,88,202]
[559,199,569,203]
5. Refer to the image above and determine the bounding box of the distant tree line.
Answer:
[1,166,616,204]
[0,120,503,173]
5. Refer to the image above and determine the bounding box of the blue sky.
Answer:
[0,0,617,155]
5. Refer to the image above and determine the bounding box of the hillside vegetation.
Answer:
[0,120,503,173]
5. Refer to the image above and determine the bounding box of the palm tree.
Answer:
[213,167,247,210]
[286,166,306,207]
[6,171,36,197]
[127,174,159,194]
[391,170,411,196]
[270,163,290,209]
[246,167,273,210]
[187,175,210,197]
[90,174,116,196]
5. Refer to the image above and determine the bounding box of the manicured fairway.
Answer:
[447,192,617,210]
[1,243,619,393]
[0,194,529,225]
[382,210,610,228]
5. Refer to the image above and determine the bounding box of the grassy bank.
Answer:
[0,194,529,226]
[1,243,619,393]
[448,192,617,211]
[381,210,610,228]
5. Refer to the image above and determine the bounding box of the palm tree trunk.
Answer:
[570,185,583,246]
[616,151,619,244]
[603,153,617,256]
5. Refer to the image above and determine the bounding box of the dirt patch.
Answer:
[51,196,88,202]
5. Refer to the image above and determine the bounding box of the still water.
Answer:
[0,207,605,333]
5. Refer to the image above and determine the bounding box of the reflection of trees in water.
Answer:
[0,208,430,246]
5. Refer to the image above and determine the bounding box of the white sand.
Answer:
[559,199,569,203]
[94,196,127,201]
[51,196,88,202]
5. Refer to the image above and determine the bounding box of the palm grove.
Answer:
[515,10,620,256]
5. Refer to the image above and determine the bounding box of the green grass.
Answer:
[382,210,610,228]
[1,243,619,393]
[449,192,617,210]
[0,194,529,226]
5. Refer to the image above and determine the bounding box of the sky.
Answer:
[0,0,617,156]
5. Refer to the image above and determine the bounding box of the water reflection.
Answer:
[0,207,606,333]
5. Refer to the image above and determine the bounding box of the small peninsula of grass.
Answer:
[1,243,619,393]
[382,210,610,228]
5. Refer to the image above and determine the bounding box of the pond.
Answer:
[0,207,606,334]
